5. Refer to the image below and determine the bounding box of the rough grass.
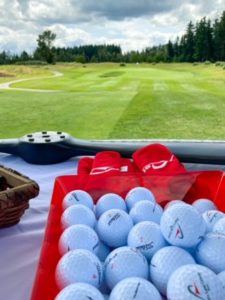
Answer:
[0,63,224,140]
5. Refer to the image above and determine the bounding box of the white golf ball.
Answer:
[192,198,217,214]
[62,190,94,210]
[55,249,103,289]
[213,217,225,235]
[127,221,166,260]
[160,204,206,247]
[218,270,225,289]
[61,204,96,229]
[109,277,162,300]
[96,209,133,247]
[129,200,163,224]
[150,246,195,295]
[95,193,127,219]
[164,200,186,210]
[58,224,99,255]
[202,210,224,232]
[195,232,225,273]
[55,283,104,300]
[104,247,149,290]
[125,187,155,211]
[167,264,224,300]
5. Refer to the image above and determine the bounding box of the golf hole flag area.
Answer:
[0,63,225,140]
[31,169,225,300]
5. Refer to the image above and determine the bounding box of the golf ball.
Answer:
[164,200,186,210]
[125,187,155,211]
[55,249,103,289]
[167,264,224,300]
[58,224,99,255]
[61,204,96,229]
[218,270,225,289]
[150,246,195,295]
[195,232,225,273]
[104,247,149,290]
[213,217,225,235]
[127,221,166,260]
[109,277,162,300]
[192,198,217,214]
[96,209,133,247]
[160,204,206,247]
[55,283,104,300]
[95,193,127,219]
[62,190,94,211]
[129,200,163,224]
[202,210,224,232]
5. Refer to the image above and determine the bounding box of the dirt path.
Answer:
[0,70,63,92]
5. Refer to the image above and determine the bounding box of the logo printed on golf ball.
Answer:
[108,213,121,226]
[187,272,212,297]
[168,218,184,239]
[62,190,94,210]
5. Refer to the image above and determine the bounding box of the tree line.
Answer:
[0,11,224,65]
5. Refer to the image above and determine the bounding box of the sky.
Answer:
[0,0,224,54]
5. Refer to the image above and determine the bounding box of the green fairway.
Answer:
[0,63,224,139]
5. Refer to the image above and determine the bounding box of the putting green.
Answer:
[0,63,224,139]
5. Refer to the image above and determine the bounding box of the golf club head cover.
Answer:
[84,151,140,202]
[132,143,186,174]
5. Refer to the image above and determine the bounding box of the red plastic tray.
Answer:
[31,171,225,300]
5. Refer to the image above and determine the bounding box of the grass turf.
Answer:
[0,63,224,139]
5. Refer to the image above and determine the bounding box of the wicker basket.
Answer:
[0,165,39,228]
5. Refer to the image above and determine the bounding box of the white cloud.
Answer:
[0,0,224,54]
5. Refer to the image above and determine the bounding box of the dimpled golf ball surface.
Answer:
[125,187,155,211]
[160,204,206,247]
[109,277,162,300]
[192,198,217,214]
[129,200,163,225]
[213,217,225,235]
[95,193,127,219]
[167,264,224,300]
[62,190,94,210]
[55,283,104,300]
[97,209,133,247]
[202,210,224,232]
[127,221,166,260]
[218,270,225,289]
[150,246,195,295]
[164,200,186,210]
[58,224,99,255]
[55,249,103,289]
[195,232,225,273]
[104,247,148,290]
[61,204,96,229]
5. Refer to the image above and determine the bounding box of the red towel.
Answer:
[132,143,186,174]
